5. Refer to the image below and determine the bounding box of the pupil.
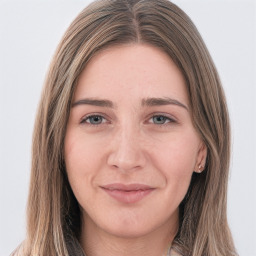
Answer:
[154,116,165,124]
[91,116,101,124]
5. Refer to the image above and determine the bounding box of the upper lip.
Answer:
[101,183,154,191]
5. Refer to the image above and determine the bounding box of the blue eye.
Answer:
[83,115,105,125]
[151,115,174,125]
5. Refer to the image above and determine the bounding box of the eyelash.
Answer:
[80,114,108,126]
[148,115,176,125]
[80,113,177,127]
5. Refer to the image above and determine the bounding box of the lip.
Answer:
[100,183,155,204]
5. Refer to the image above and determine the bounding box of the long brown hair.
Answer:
[13,0,237,255]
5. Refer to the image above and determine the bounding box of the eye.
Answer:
[150,115,175,125]
[81,115,106,125]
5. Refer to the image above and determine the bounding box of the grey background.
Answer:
[0,0,255,255]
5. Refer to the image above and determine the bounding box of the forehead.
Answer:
[75,44,188,105]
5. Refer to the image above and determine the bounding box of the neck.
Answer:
[80,212,178,256]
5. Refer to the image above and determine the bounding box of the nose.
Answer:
[107,124,147,172]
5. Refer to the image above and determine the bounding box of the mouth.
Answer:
[100,183,155,204]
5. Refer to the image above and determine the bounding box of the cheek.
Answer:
[151,132,199,196]
[64,130,102,199]
[65,128,103,173]
[154,137,198,174]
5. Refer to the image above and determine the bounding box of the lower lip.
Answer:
[102,188,154,204]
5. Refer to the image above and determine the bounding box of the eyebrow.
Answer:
[72,98,114,108]
[142,97,188,111]
[72,97,188,111]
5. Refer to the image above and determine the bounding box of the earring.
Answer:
[198,165,204,173]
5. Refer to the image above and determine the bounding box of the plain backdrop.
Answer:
[0,0,255,255]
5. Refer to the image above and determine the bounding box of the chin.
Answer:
[103,222,156,239]
[93,209,173,239]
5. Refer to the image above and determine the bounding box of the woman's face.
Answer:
[65,44,206,238]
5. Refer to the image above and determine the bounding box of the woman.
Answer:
[12,0,238,255]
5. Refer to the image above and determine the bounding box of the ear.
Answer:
[194,141,207,173]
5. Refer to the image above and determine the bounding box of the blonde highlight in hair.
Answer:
[13,0,237,255]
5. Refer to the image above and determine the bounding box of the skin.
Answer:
[64,44,207,256]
